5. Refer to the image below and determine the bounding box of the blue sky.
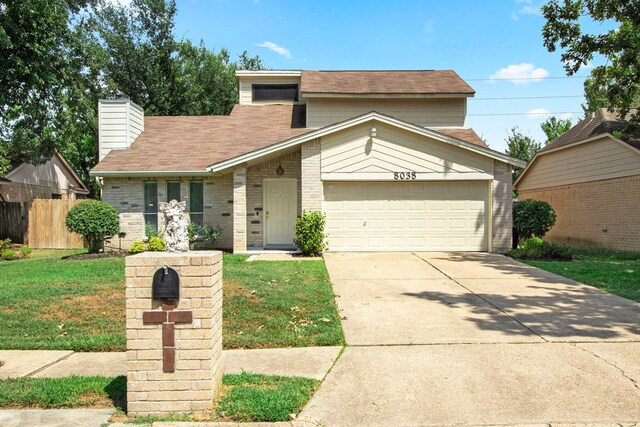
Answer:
[169,0,613,153]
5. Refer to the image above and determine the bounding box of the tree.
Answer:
[66,199,120,253]
[0,0,94,174]
[505,127,541,163]
[540,116,572,145]
[542,0,640,124]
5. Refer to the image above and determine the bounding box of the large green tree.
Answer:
[540,116,572,145]
[542,0,640,124]
[0,0,94,175]
[505,127,541,182]
[1,0,262,193]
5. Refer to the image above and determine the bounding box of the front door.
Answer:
[264,179,297,246]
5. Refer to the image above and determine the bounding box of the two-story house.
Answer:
[90,70,525,252]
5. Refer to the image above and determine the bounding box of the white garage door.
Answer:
[324,181,488,251]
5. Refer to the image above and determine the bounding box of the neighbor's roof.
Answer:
[300,70,475,96]
[91,104,309,173]
[540,108,640,152]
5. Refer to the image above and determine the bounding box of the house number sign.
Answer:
[393,172,417,180]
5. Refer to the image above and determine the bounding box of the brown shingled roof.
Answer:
[300,70,475,95]
[91,104,310,173]
[434,128,487,148]
[541,108,640,152]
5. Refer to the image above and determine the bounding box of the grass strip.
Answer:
[523,247,640,302]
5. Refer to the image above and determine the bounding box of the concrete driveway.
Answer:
[298,252,640,426]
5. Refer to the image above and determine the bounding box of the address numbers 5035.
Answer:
[393,172,417,180]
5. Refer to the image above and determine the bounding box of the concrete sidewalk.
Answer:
[0,346,343,380]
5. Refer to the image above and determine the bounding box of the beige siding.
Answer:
[98,99,144,161]
[6,156,75,195]
[307,98,466,128]
[518,136,640,191]
[320,122,493,176]
[238,77,302,105]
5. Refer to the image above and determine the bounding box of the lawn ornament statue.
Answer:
[160,199,189,252]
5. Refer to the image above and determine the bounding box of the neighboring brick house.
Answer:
[1,152,89,202]
[91,70,525,252]
[515,108,640,252]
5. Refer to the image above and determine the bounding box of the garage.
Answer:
[324,181,489,252]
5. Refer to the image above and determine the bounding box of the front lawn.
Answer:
[0,249,125,351]
[223,254,344,349]
[522,247,640,302]
[0,373,319,423]
[0,251,344,351]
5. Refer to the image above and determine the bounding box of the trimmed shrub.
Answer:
[513,199,557,242]
[293,210,328,256]
[2,249,15,261]
[509,239,573,261]
[129,241,147,254]
[187,223,222,250]
[147,237,166,252]
[66,200,120,253]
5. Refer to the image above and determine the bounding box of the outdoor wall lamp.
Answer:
[370,127,377,138]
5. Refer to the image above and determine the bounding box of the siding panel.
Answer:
[307,98,466,128]
[518,136,640,190]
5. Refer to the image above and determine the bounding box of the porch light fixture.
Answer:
[276,164,284,176]
[370,127,377,138]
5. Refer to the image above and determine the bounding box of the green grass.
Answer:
[0,376,126,410]
[0,250,125,351]
[0,373,318,423]
[522,247,640,302]
[223,254,344,349]
[0,251,344,351]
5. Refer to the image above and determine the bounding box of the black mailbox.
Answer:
[152,265,180,300]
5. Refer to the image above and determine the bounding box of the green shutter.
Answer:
[190,181,203,212]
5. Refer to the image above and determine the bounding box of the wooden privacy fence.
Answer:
[0,201,29,243]
[28,199,84,249]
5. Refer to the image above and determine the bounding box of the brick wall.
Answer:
[492,160,513,252]
[125,251,222,417]
[103,176,233,251]
[301,139,322,211]
[246,151,301,248]
[0,181,51,202]
[232,167,247,253]
[519,175,640,252]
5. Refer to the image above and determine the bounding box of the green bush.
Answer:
[147,237,166,252]
[509,239,573,261]
[129,241,147,254]
[522,236,544,251]
[0,238,11,252]
[2,249,15,261]
[513,199,557,242]
[293,210,327,256]
[19,246,32,257]
[65,200,120,253]
[187,223,222,249]
[145,224,159,239]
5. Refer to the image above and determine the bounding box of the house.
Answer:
[90,70,525,252]
[515,108,640,252]
[1,152,89,202]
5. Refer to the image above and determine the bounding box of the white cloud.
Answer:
[510,2,542,20]
[559,112,573,121]
[489,63,549,84]
[519,5,541,15]
[526,108,552,119]
[257,41,292,59]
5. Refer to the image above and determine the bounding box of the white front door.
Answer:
[264,179,297,246]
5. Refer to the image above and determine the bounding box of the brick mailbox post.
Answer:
[125,251,223,417]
